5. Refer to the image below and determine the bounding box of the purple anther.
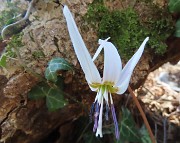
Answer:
[93,102,100,132]
[111,104,120,140]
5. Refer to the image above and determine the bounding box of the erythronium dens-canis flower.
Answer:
[63,5,149,139]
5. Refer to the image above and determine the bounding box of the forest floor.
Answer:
[137,62,180,142]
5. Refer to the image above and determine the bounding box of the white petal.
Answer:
[102,41,122,84]
[116,37,149,94]
[116,79,130,94]
[96,96,103,137]
[89,84,98,92]
[93,37,110,61]
[92,44,103,62]
[63,6,101,84]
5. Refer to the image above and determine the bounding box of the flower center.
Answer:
[90,82,118,93]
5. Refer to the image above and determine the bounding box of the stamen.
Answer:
[105,103,109,121]
[93,102,100,132]
[89,102,95,123]
[111,104,120,140]
[96,98,104,137]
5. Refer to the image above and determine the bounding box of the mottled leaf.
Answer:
[28,82,68,111]
[168,0,180,13]
[45,58,73,82]
[175,18,180,37]
[140,125,151,143]
[28,83,49,99]
[119,107,141,142]
[0,54,7,67]
[46,88,68,111]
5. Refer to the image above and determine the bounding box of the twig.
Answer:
[155,123,157,141]
[1,0,35,40]
[163,117,167,143]
[128,86,156,143]
[142,85,155,96]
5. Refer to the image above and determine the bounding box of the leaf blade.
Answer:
[28,83,48,100]
[46,88,68,111]
[139,125,152,143]
[28,82,68,111]
[0,54,7,67]
[175,18,180,37]
[119,107,141,142]
[45,58,73,82]
[168,0,180,13]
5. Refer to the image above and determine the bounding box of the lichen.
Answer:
[85,1,174,60]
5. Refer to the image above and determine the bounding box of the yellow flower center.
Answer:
[90,82,118,93]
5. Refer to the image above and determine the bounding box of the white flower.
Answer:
[63,5,149,139]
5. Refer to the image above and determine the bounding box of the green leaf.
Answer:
[0,54,7,67]
[6,18,16,25]
[119,107,141,142]
[45,58,73,82]
[28,83,49,100]
[168,0,180,13]
[28,82,68,111]
[46,88,68,111]
[175,18,180,37]
[139,125,152,143]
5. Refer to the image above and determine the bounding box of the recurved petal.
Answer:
[63,5,101,84]
[116,79,131,94]
[93,37,110,61]
[102,41,122,84]
[116,37,149,94]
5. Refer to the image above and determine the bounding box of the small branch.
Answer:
[155,123,157,141]
[1,0,35,40]
[163,117,167,143]
[128,86,156,143]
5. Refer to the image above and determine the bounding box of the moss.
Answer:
[6,33,24,57]
[143,4,174,54]
[85,2,174,60]
[32,51,45,59]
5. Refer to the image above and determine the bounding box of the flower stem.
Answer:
[128,86,156,143]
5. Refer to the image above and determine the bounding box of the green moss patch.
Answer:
[85,2,174,60]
